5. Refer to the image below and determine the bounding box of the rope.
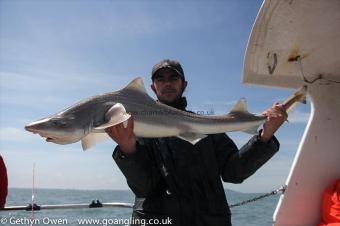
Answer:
[229,185,286,208]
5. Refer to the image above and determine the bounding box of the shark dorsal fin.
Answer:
[123,77,147,93]
[230,98,248,113]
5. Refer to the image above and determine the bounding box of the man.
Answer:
[106,59,287,226]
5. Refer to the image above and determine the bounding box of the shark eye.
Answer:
[51,120,67,127]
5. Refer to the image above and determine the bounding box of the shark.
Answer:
[25,77,307,150]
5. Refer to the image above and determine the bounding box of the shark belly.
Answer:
[133,121,181,138]
[187,118,265,135]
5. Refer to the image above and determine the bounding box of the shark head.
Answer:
[25,114,85,145]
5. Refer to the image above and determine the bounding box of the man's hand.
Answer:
[261,103,288,142]
[105,117,137,154]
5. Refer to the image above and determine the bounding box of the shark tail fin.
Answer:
[283,85,308,113]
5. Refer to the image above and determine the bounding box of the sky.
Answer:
[0,0,310,193]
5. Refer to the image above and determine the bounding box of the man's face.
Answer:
[151,68,187,104]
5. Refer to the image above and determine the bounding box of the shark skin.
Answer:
[25,77,307,150]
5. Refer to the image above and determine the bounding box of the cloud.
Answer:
[0,70,127,92]
[0,70,132,111]
[0,127,32,142]
[92,1,232,38]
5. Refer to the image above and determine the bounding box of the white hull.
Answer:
[243,0,340,225]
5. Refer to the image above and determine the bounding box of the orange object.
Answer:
[0,155,8,208]
[319,179,340,226]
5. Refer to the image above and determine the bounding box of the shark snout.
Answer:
[25,117,50,133]
[25,122,55,142]
[25,124,38,133]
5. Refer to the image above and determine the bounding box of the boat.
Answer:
[243,0,340,225]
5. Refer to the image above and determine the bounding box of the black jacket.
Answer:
[113,134,279,226]
[113,102,279,226]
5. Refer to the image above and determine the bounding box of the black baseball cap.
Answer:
[151,59,185,81]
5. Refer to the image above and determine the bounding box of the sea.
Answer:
[1,188,280,226]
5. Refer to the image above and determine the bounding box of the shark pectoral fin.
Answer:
[94,103,131,130]
[177,132,207,145]
[81,132,109,151]
[242,125,260,135]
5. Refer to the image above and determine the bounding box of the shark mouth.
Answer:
[35,133,55,142]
